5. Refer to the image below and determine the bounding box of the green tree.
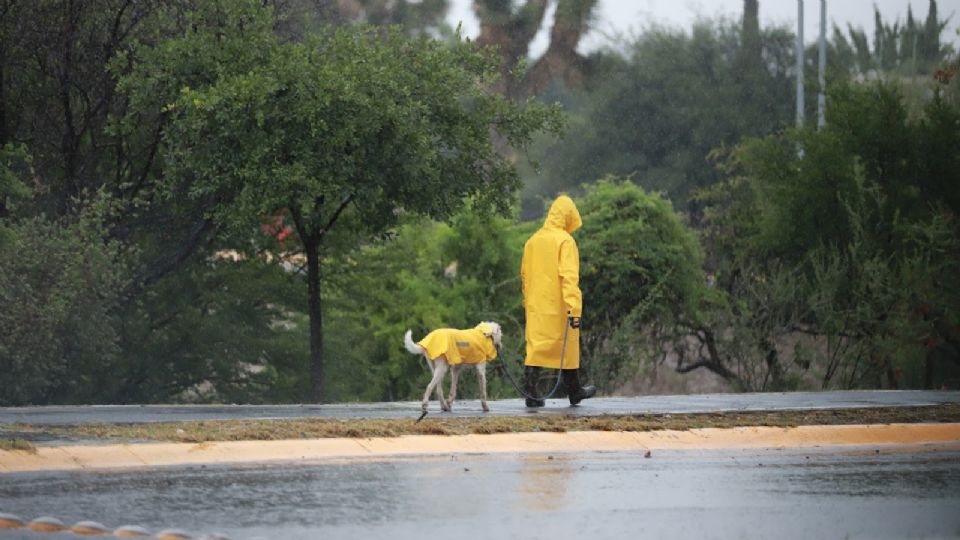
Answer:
[830,2,953,76]
[322,208,527,402]
[122,1,562,402]
[697,78,960,390]
[0,143,30,226]
[0,197,129,405]
[526,18,795,213]
[114,250,310,404]
[575,178,706,389]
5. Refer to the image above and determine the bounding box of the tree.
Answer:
[321,207,527,402]
[576,178,706,389]
[527,18,795,211]
[271,0,601,101]
[122,1,563,402]
[695,79,960,390]
[474,0,598,100]
[0,143,30,225]
[0,0,179,218]
[0,196,129,405]
[830,1,953,76]
[266,0,449,39]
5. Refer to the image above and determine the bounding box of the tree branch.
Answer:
[318,193,353,239]
[126,217,216,296]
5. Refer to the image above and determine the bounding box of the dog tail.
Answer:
[404,330,424,355]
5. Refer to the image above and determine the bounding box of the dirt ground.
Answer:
[2,404,958,449]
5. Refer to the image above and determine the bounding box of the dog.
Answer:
[404,321,502,413]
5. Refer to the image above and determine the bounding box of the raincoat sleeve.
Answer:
[559,238,582,317]
[520,248,528,307]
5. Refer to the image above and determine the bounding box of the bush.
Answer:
[0,204,128,405]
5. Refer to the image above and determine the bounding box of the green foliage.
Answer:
[727,80,959,262]
[0,144,30,206]
[526,19,795,209]
[115,255,310,404]
[576,179,705,388]
[0,0,179,218]
[322,208,526,402]
[806,185,959,388]
[0,197,129,405]
[124,6,563,235]
[699,77,960,390]
[829,1,953,75]
[0,144,32,245]
[118,0,563,401]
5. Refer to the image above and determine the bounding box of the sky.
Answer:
[447,0,960,58]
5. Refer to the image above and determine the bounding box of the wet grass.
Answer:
[1,404,958,445]
[0,438,37,453]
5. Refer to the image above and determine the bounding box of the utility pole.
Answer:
[796,0,805,128]
[817,0,827,129]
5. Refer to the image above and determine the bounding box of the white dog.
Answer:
[404,321,502,413]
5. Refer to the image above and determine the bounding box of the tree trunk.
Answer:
[522,0,597,98]
[474,0,549,98]
[304,234,325,403]
[763,345,784,390]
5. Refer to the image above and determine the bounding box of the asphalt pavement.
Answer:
[1,448,958,540]
[1,390,958,425]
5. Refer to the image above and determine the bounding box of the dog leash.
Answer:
[495,320,569,402]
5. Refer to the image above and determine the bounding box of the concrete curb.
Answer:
[3,423,960,473]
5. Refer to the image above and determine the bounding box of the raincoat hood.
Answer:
[543,195,582,234]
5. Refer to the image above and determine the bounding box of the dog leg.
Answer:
[422,359,448,412]
[477,363,489,412]
[434,358,451,412]
[448,364,461,411]
[437,367,451,412]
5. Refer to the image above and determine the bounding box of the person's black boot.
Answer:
[562,369,597,406]
[524,366,545,407]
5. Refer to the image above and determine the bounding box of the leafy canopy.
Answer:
[123,1,563,237]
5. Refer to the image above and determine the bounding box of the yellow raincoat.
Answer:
[521,195,582,369]
[417,323,499,365]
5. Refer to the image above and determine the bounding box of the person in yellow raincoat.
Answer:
[520,195,596,407]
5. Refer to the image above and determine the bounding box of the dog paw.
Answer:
[421,402,428,412]
[482,404,490,413]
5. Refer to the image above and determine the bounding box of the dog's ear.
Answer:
[489,322,503,346]
[476,322,495,336]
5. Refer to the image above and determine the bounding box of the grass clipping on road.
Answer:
[3,404,960,446]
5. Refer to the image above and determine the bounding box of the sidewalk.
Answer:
[3,390,959,425]
[4,423,960,473]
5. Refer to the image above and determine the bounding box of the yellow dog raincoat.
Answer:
[417,323,499,365]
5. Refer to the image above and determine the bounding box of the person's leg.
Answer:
[562,369,596,406]
[524,366,545,407]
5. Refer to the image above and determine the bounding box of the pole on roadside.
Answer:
[796,0,805,128]
[817,0,826,129]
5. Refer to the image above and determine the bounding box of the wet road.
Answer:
[1,448,958,540]
[2,390,958,425]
